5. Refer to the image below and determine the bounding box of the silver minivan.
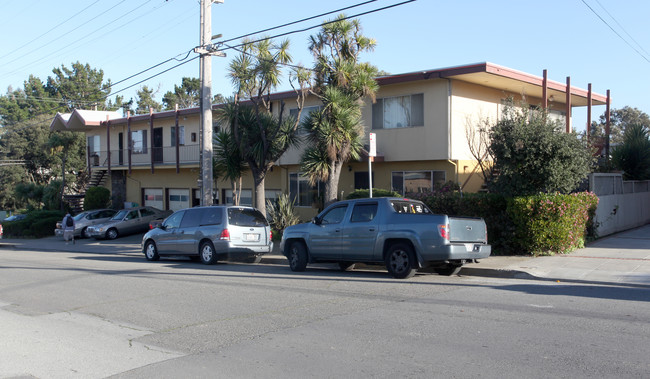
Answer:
[142,206,272,264]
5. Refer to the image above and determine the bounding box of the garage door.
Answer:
[143,188,164,210]
[169,189,190,211]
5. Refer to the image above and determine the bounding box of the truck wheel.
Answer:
[385,243,417,279]
[288,241,308,272]
[338,262,356,271]
[199,241,218,265]
[434,264,463,276]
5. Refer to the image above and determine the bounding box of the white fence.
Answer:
[589,173,650,236]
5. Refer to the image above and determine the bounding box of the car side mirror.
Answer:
[312,217,321,225]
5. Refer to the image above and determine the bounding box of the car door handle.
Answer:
[335,228,341,232]
[368,228,376,231]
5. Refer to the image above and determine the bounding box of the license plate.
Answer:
[244,233,260,242]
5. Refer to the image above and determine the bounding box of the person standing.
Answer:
[62,213,75,244]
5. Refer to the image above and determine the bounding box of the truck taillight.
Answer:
[485,225,488,243]
[269,230,273,241]
[438,224,449,241]
[220,229,230,241]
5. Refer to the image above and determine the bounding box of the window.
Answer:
[354,172,375,190]
[350,203,378,223]
[140,208,156,217]
[87,135,100,154]
[163,211,185,229]
[372,94,424,129]
[290,105,322,134]
[289,173,320,207]
[200,208,222,226]
[179,209,202,228]
[191,132,197,142]
[319,205,348,224]
[225,189,252,206]
[131,130,148,154]
[390,200,432,214]
[228,208,268,227]
[125,210,139,220]
[171,126,185,146]
[392,170,446,195]
[290,105,322,124]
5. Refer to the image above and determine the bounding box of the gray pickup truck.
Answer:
[280,197,491,279]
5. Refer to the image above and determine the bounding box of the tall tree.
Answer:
[218,38,309,216]
[162,77,201,110]
[46,61,111,111]
[591,106,650,146]
[488,102,596,196]
[213,129,247,205]
[135,85,162,114]
[300,15,379,206]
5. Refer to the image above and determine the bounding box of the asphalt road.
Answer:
[1,246,649,378]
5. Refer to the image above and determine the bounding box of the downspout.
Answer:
[446,79,460,190]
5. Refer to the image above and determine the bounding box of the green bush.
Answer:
[266,193,300,240]
[346,188,400,199]
[3,210,65,238]
[410,190,598,256]
[507,192,599,255]
[84,187,111,210]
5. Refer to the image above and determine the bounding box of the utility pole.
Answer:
[195,0,225,206]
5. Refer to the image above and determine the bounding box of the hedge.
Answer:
[408,191,598,256]
[3,210,65,238]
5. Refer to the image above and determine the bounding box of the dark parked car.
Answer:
[86,206,172,240]
[3,214,26,222]
[142,206,272,264]
[55,209,117,238]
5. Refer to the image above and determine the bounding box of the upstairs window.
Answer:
[131,130,147,154]
[372,94,424,129]
[171,126,185,146]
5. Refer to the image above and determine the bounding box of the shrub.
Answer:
[346,188,400,199]
[507,192,599,255]
[84,187,110,210]
[411,189,598,256]
[3,210,65,238]
[266,193,300,239]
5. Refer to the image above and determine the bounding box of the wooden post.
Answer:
[587,84,592,142]
[127,111,132,175]
[565,76,571,133]
[106,115,111,175]
[150,107,155,174]
[542,69,548,109]
[175,104,180,174]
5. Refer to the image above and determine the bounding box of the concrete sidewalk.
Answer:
[1,224,649,285]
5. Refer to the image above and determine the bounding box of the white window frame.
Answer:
[131,130,148,154]
[372,93,424,129]
[391,170,446,195]
[171,125,185,146]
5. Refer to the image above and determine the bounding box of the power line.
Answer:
[593,0,650,58]
[580,0,650,63]
[3,0,418,129]
[0,0,101,61]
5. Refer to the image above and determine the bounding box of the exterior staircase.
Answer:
[64,169,108,213]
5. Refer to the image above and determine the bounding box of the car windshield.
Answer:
[73,213,87,221]
[111,210,129,221]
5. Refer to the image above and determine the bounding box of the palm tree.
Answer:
[221,39,309,216]
[213,129,246,205]
[612,124,650,180]
[300,15,379,206]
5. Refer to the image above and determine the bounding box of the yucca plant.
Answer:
[266,193,300,238]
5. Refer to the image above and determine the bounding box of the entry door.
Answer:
[153,127,163,163]
[118,132,124,165]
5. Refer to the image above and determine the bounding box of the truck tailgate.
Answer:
[449,217,486,243]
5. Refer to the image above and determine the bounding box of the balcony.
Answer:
[89,144,200,169]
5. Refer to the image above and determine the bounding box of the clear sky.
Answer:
[1,0,649,132]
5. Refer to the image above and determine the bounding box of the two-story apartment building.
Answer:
[50,62,608,219]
